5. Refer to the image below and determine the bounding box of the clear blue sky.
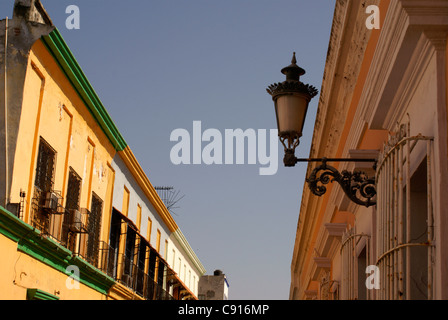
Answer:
[1,0,335,299]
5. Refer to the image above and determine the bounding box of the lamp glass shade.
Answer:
[275,93,309,136]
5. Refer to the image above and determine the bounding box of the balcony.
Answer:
[98,243,174,300]
[31,187,64,235]
[118,254,174,300]
[30,188,100,266]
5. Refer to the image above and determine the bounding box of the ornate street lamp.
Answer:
[267,53,377,207]
[266,52,318,167]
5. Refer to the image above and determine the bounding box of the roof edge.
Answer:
[41,28,127,151]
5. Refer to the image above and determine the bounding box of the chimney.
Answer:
[13,0,53,26]
[214,269,223,276]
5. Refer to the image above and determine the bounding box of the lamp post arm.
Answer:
[289,156,377,208]
[295,157,377,164]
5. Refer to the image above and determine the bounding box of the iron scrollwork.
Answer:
[306,160,376,207]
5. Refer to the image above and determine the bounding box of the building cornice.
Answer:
[172,229,206,276]
[118,147,179,233]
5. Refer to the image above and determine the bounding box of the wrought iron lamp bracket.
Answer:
[294,157,377,208]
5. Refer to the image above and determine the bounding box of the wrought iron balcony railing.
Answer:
[97,244,174,300]
[30,187,101,267]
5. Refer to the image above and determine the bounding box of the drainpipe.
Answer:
[3,17,8,207]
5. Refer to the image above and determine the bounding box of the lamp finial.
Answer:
[292,52,297,65]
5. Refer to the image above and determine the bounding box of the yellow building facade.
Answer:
[290,0,448,300]
[0,0,204,300]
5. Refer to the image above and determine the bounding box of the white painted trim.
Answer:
[172,229,206,276]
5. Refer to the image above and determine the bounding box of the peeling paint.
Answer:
[82,154,87,185]
[58,102,63,121]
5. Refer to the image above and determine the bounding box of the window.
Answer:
[106,208,122,278]
[156,229,161,253]
[34,138,56,193]
[122,186,130,216]
[188,270,191,288]
[65,168,81,211]
[340,227,371,300]
[31,138,58,232]
[84,193,103,266]
[62,168,82,251]
[122,225,137,285]
[147,217,152,244]
[375,124,434,300]
[136,204,142,231]
[157,260,165,287]
[148,248,157,280]
[165,240,168,260]
[135,239,147,295]
[357,246,367,300]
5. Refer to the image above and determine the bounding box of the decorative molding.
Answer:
[358,0,448,130]
[313,222,347,270]
[313,257,331,269]
[304,290,317,300]
[266,81,318,100]
[324,223,347,238]
[26,288,59,300]
[347,149,379,174]
[359,0,418,128]
[311,257,331,281]
[320,271,331,300]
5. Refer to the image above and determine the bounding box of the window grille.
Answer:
[84,193,103,266]
[340,226,371,300]
[62,168,82,251]
[106,209,122,278]
[375,123,434,300]
[34,138,56,193]
[122,224,137,284]
[31,138,62,234]
[65,168,81,211]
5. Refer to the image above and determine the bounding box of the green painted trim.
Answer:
[0,206,115,296]
[0,203,38,243]
[40,28,127,152]
[27,288,60,300]
[70,255,116,295]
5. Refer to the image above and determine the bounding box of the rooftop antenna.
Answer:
[154,186,184,215]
